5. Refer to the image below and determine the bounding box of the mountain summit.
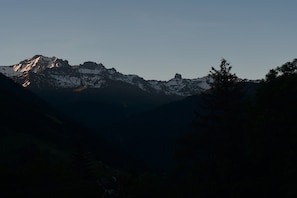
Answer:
[0,55,209,96]
[1,55,69,76]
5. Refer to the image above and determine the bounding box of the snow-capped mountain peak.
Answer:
[1,55,69,78]
[0,55,209,96]
[14,55,58,73]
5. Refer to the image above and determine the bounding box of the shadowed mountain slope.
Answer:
[0,72,146,167]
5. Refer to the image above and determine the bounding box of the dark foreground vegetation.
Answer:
[1,58,297,197]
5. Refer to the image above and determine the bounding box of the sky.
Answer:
[0,0,297,80]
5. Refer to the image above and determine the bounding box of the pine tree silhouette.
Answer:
[176,59,247,197]
[195,59,245,155]
[71,142,96,182]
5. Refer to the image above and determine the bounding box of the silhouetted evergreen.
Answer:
[72,142,97,182]
[175,59,251,197]
[195,58,246,148]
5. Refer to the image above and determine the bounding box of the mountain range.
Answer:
[0,55,260,170]
[0,55,209,97]
[1,55,296,197]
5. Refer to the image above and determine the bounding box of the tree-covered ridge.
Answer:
[173,58,297,198]
[266,58,297,81]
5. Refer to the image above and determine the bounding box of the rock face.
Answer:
[175,73,182,79]
[0,55,210,96]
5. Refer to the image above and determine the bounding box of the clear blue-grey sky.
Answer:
[1,0,296,80]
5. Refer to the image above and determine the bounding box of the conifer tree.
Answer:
[195,59,245,151]
[191,59,247,196]
[71,142,96,182]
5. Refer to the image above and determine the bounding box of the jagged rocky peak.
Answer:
[174,73,182,79]
[13,55,69,73]
[80,61,105,69]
